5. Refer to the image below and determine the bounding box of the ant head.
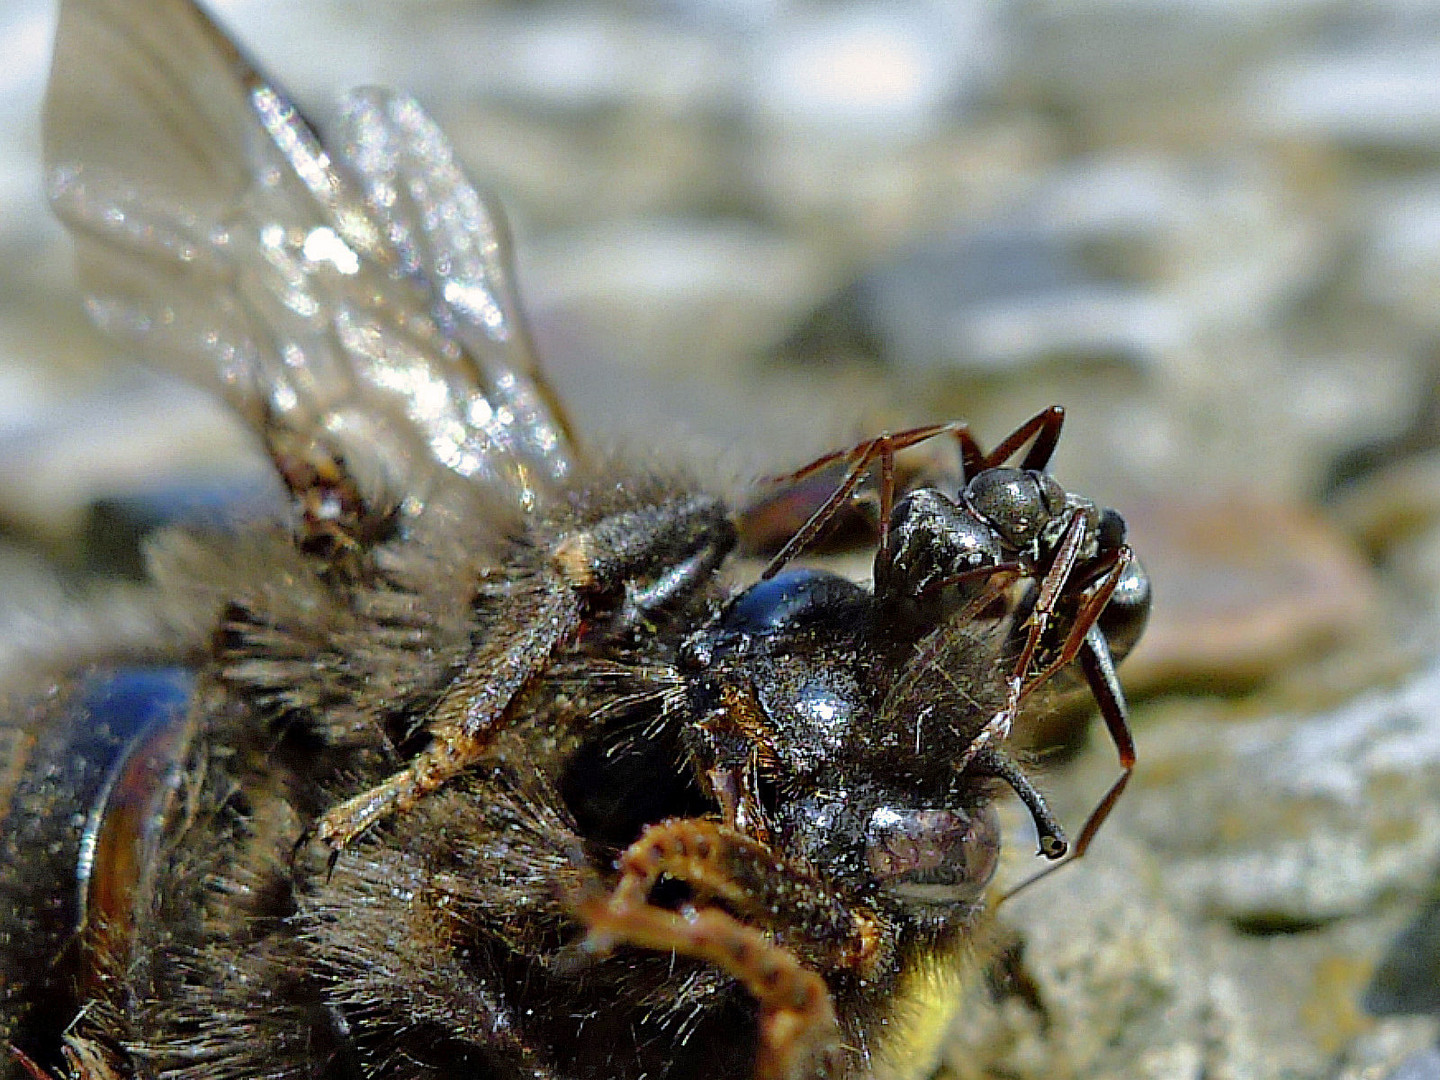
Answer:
[961,468,1069,554]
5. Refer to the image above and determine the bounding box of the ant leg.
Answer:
[1079,622,1138,779]
[1048,623,1136,862]
[1001,761,1132,901]
[1010,512,1091,681]
[1004,557,1137,898]
[737,415,1043,561]
[763,422,961,488]
[979,406,1066,472]
[954,512,1091,766]
[1016,545,1132,698]
[759,423,963,580]
[876,435,897,558]
[759,434,884,580]
[952,425,989,480]
[863,423,985,492]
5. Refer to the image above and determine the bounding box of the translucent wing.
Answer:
[44,0,574,531]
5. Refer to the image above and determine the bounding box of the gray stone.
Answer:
[1251,46,1440,151]
[745,3,1003,142]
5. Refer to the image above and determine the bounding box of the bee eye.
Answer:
[863,805,1000,906]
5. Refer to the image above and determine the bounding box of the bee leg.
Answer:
[691,708,775,845]
[598,819,882,971]
[614,529,734,632]
[575,818,878,1080]
[57,1036,123,1080]
[576,896,840,1080]
[313,497,736,852]
[311,584,587,850]
[266,428,401,571]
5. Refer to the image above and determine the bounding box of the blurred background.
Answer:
[4,0,1440,1076]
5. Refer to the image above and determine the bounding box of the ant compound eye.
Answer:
[1033,471,1068,516]
[1096,507,1127,553]
[863,805,1000,906]
[963,469,1058,549]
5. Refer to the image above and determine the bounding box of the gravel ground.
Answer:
[3,1,1440,1077]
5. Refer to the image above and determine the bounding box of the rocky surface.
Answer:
[3,0,1440,1077]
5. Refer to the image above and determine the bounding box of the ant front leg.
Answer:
[1003,547,1138,896]
[313,495,736,852]
[735,410,1067,567]
[952,509,1094,772]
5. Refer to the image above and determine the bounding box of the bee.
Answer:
[0,0,1151,1078]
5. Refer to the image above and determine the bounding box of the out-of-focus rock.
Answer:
[1368,899,1440,1018]
[525,218,826,372]
[1360,184,1440,333]
[1119,495,1382,692]
[779,153,1326,384]
[941,642,1440,1079]
[1143,656,1440,926]
[1251,45,1440,153]
[945,833,1256,1080]
[0,374,262,554]
[745,3,1002,143]
[1010,0,1336,114]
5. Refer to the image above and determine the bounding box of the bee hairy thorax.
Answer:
[0,471,752,1079]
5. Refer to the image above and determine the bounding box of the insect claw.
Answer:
[966,745,1069,860]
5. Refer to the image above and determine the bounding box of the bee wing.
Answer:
[44,0,575,529]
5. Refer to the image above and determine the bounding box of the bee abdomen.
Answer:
[0,668,195,1076]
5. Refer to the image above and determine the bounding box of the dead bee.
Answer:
[0,0,1150,1078]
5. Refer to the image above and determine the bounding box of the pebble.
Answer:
[1117,495,1381,691]
[745,4,1002,142]
[1251,45,1440,152]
